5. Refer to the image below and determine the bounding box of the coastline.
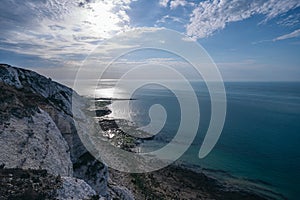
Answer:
[90,98,285,200]
[0,64,292,199]
[109,165,273,200]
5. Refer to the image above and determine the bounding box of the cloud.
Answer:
[0,0,134,66]
[170,0,188,9]
[156,15,185,24]
[277,12,300,27]
[159,0,170,7]
[159,0,194,9]
[273,29,300,41]
[186,0,300,39]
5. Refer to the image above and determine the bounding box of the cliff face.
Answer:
[0,64,119,199]
[0,106,73,176]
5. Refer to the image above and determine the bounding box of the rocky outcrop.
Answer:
[0,167,103,200]
[108,182,135,200]
[73,152,109,196]
[0,64,125,199]
[0,108,73,176]
[57,177,101,200]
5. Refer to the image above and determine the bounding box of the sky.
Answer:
[0,0,299,83]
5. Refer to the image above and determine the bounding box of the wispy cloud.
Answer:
[170,0,194,9]
[159,0,170,7]
[273,29,300,41]
[277,12,300,27]
[0,0,134,66]
[156,15,185,24]
[186,0,300,39]
[159,0,194,9]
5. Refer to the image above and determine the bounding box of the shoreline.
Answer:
[91,99,285,200]
[109,164,279,200]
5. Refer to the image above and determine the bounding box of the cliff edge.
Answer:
[0,64,133,200]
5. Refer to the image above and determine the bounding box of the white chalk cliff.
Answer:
[0,64,134,200]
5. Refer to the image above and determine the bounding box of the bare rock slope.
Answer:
[0,64,132,200]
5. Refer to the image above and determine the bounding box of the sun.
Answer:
[75,1,130,39]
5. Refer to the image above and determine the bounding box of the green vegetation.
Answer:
[130,174,162,200]
[0,168,62,200]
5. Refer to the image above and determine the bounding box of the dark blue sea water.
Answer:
[107,82,300,199]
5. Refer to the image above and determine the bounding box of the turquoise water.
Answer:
[108,82,300,199]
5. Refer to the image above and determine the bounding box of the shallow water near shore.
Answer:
[97,81,300,199]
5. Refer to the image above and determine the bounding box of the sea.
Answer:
[81,81,300,199]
